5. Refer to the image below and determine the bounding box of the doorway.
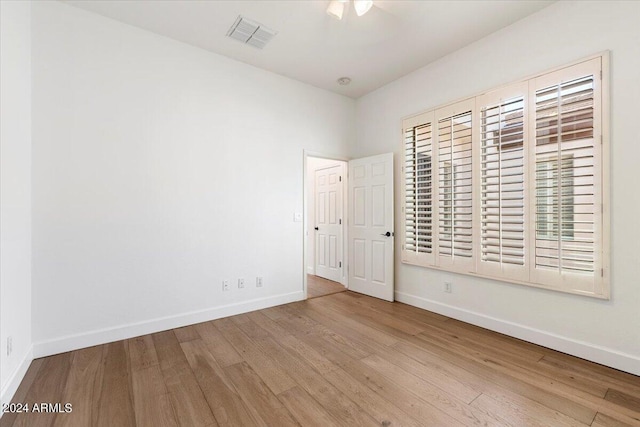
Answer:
[306,156,347,299]
[303,151,395,301]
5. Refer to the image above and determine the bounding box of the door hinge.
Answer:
[600,70,602,80]
[601,268,604,277]
[600,135,603,145]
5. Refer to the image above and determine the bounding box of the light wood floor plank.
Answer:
[127,335,159,371]
[0,358,44,427]
[223,362,299,427]
[325,293,426,335]
[52,346,103,427]
[305,298,399,346]
[152,331,218,427]
[470,392,591,427]
[408,327,599,424]
[606,388,640,413]
[411,328,640,425]
[543,351,640,386]
[361,353,507,426]
[251,335,379,426]
[390,338,590,427]
[245,311,291,338]
[324,367,425,427]
[307,274,346,299]
[93,342,137,427]
[194,321,244,368]
[277,386,342,427]
[301,301,482,404]
[173,325,201,343]
[180,339,258,427]
[127,335,179,427]
[214,317,297,395]
[274,313,367,371]
[339,358,464,426]
[279,303,372,360]
[241,312,338,375]
[303,301,481,399]
[432,318,609,397]
[539,355,640,400]
[593,412,636,427]
[12,353,72,427]
[443,317,547,361]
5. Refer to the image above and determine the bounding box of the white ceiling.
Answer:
[64,0,554,98]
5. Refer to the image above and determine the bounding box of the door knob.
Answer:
[314,227,319,231]
[380,231,392,237]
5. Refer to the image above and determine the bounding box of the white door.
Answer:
[348,153,394,301]
[315,165,343,282]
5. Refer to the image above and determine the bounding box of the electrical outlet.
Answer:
[444,282,452,293]
[238,278,245,289]
[7,337,12,357]
[222,280,230,291]
[256,277,263,287]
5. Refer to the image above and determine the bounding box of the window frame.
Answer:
[400,52,610,299]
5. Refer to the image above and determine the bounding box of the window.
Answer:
[401,54,609,298]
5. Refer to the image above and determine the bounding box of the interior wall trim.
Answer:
[32,291,304,359]
[0,345,34,414]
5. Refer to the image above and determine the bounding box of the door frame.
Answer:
[303,150,349,300]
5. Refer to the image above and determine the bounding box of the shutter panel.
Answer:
[477,83,528,281]
[529,58,603,294]
[402,112,435,266]
[436,99,475,271]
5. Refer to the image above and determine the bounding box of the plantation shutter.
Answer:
[436,99,475,271]
[399,54,608,299]
[476,83,528,281]
[402,112,436,266]
[529,58,604,295]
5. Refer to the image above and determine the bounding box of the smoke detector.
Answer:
[337,77,352,86]
[227,16,277,49]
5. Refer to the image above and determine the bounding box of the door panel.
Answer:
[315,165,343,282]
[353,239,366,279]
[348,153,394,301]
[372,241,386,283]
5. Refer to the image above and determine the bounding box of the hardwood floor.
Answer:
[3,292,640,427]
[307,274,346,299]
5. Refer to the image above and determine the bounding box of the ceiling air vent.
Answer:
[226,16,277,50]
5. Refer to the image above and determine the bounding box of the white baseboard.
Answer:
[1,345,33,412]
[307,266,315,275]
[395,291,640,376]
[33,291,304,359]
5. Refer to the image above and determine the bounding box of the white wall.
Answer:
[355,0,640,374]
[306,157,345,275]
[0,0,33,406]
[31,1,355,355]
